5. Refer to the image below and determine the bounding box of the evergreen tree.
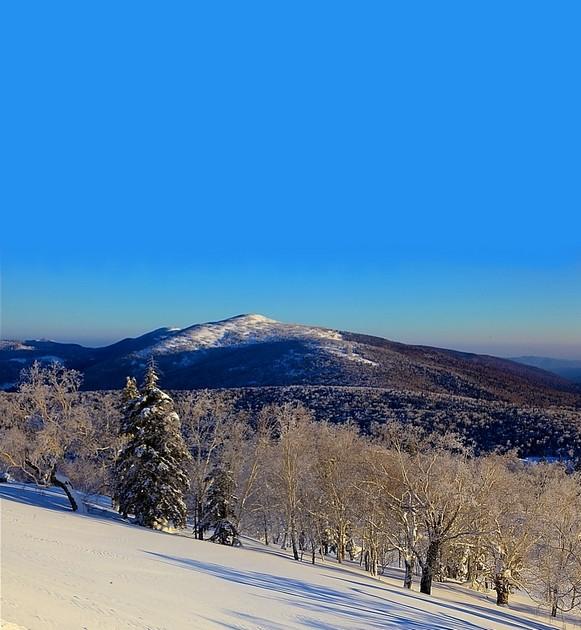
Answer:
[114,362,191,529]
[204,466,241,546]
[123,376,139,403]
[119,377,139,436]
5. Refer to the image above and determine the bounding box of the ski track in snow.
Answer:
[1,483,577,630]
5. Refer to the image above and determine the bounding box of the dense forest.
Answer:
[2,362,581,618]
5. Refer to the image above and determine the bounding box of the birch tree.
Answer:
[272,403,313,561]
[0,362,90,512]
[178,391,237,539]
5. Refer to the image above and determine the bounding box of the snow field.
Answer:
[2,484,579,630]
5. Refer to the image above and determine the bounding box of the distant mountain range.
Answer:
[1,314,579,407]
[511,356,581,384]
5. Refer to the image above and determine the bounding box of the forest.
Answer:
[1,361,581,618]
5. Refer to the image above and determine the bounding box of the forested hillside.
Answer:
[2,315,579,407]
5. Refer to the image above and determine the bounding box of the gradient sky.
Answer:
[1,2,580,358]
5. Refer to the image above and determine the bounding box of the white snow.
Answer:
[134,314,377,369]
[52,472,88,515]
[134,314,340,356]
[0,341,34,351]
[1,483,576,630]
[325,344,379,367]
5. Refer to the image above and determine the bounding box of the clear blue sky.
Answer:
[1,2,579,358]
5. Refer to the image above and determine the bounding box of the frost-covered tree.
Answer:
[114,362,190,529]
[528,467,581,617]
[0,361,90,513]
[477,456,543,607]
[273,403,313,561]
[360,439,419,585]
[314,422,361,564]
[377,424,482,596]
[123,376,139,404]
[204,466,241,546]
[178,391,236,539]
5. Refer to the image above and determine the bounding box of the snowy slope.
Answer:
[1,314,578,407]
[134,314,340,354]
[1,484,576,630]
[131,314,375,366]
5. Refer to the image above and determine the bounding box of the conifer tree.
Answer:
[205,466,241,546]
[119,377,139,437]
[123,376,139,402]
[114,361,191,529]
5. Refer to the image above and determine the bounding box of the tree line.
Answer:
[1,361,581,617]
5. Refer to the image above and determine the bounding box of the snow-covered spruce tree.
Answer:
[114,362,191,529]
[123,376,139,404]
[204,466,241,546]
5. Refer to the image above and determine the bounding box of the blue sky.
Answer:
[1,2,580,357]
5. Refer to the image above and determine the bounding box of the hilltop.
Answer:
[1,314,578,407]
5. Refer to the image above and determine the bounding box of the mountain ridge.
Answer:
[511,355,581,383]
[1,314,579,407]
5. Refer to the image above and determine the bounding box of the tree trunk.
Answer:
[369,545,378,577]
[420,540,441,595]
[291,531,300,561]
[51,470,86,514]
[196,513,204,539]
[194,502,204,539]
[403,556,415,589]
[336,523,346,564]
[494,574,511,606]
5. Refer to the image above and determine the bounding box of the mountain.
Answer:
[1,314,579,406]
[511,356,581,383]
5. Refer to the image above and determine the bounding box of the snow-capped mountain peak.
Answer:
[133,314,344,358]
[2,316,578,406]
[225,313,278,324]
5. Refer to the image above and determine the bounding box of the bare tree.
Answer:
[0,362,91,512]
[360,441,420,585]
[314,422,361,563]
[271,403,313,561]
[380,425,483,595]
[526,465,581,616]
[477,455,544,606]
[178,391,238,538]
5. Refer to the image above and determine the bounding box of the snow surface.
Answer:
[52,472,87,515]
[134,314,378,367]
[0,342,34,351]
[1,483,576,630]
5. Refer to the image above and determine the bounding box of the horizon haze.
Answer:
[2,312,580,362]
[1,2,580,360]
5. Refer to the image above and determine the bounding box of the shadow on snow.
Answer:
[146,552,556,630]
